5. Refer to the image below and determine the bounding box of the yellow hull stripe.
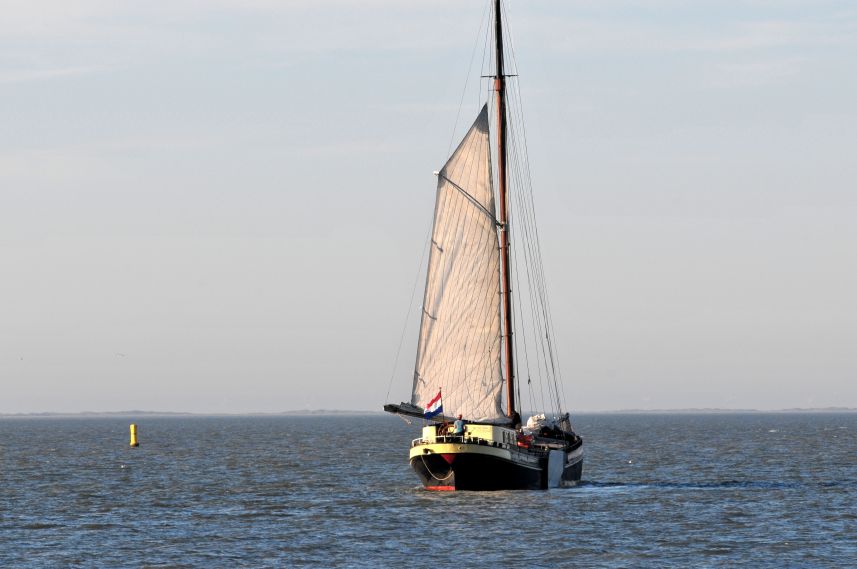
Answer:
[409,442,512,461]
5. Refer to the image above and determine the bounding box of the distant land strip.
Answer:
[2,408,857,418]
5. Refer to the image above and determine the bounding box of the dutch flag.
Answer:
[424,390,443,419]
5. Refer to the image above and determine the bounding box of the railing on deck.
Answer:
[411,434,563,456]
[411,435,496,447]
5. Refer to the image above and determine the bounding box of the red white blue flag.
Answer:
[424,390,443,419]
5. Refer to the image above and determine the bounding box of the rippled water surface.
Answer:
[2,413,855,567]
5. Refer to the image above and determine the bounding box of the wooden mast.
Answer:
[494,0,516,418]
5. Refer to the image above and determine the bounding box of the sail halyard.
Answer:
[411,106,507,423]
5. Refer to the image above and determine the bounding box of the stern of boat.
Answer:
[409,424,549,491]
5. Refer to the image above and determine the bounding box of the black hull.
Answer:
[410,447,582,491]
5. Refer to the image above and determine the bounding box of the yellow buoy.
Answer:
[129,423,139,447]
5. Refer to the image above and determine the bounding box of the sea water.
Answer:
[1,413,855,567]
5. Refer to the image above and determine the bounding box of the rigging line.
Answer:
[504,212,521,415]
[507,175,530,414]
[385,206,435,404]
[504,76,555,385]
[498,0,517,77]
[501,0,568,417]
[500,0,520,77]
[508,78,569,413]
[506,114,536,352]
[508,146,539,416]
[516,164,555,411]
[447,0,492,159]
[507,97,553,415]
[514,267,537,416]
[484,0,494,82]
[506,158,538,416]
[511,156,548,414]
[510,221,529,415]
[516,155,564,414]
[503,154,523,414]
[479,1,493,109]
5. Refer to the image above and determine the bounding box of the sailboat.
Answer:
[384,0,583,491]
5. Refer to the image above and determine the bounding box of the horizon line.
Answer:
[2,406,857,418]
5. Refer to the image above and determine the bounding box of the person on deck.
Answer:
[453,414,465,437]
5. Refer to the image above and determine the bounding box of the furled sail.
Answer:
[412,105,505,423]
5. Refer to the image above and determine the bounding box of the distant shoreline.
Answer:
[0,409,380,419]
[2,407,856,418]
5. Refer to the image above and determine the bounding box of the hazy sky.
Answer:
[2,0,855,413]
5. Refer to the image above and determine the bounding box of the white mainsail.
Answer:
[412,106,506,423]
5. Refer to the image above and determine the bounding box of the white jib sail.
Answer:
[412,105,505,423]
